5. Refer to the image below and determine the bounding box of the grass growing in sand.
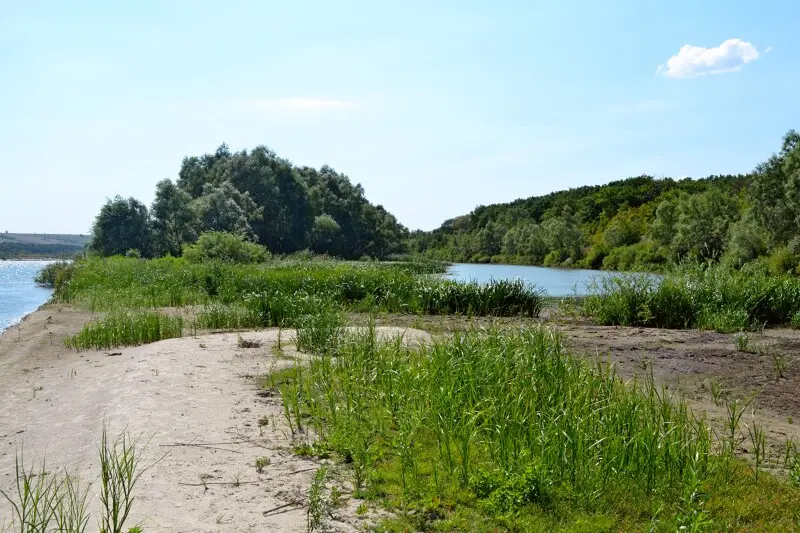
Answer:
[0,428,145,533]
[273,323,800,531]
[64,311,184,351]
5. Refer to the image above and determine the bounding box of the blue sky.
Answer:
[1,0,799,234]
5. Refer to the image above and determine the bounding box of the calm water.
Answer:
[446,263,621,296]
[0,261,54,332]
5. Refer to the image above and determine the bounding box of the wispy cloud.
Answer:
[657,38,762,79]
[240,98,354,111]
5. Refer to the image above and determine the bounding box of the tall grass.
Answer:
[0,429,142,533]
[276,326,762,529]
[583,263,800,331]
[53,257,545,318]
[65,311,184,351]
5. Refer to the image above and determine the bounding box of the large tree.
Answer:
[192,181,262,239]
[151,179,196,256]
[90,196,152,257]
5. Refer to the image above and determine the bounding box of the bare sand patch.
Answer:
[0,306,430,532]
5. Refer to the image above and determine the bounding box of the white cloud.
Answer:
[240,98,354,111]
[657,38,761,79]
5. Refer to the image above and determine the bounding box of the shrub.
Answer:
[34,261,72,288]
[182,231,269,263]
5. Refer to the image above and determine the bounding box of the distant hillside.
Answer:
[410,130,800,273]
[0,233,90,259]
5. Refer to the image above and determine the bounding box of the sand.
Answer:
[0,304,430,532]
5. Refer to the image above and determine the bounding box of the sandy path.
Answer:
[0,305,429,532]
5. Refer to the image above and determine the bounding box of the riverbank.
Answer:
[0,305,430,531]
[4,291,800,529]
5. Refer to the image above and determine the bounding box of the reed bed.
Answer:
[65,311,184,351]
[582,263,800,331]
[279,325,800,530]
[53,257,544,318]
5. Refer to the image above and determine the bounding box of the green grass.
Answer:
[582,263,800,331]
[53,256,544,318]
[269,325,800,531]
[0,429,144,533]
[65,311,184,351]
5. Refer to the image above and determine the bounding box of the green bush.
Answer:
[182,231,269,263]
[34,261,72,288]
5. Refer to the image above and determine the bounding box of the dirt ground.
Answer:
[0,305,428,532]
[3,305,800,530]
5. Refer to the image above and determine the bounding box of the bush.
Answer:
[182,231,269,263]
[768,246,799,276]
[34,261,72,288]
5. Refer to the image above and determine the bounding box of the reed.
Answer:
[65,311,184,351]
[53,256,544,318]
[583,263,800,331]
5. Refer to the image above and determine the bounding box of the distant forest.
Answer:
[90,144,408,260]
[0,234,89,260]
[90,131,800,273]
[410,130,800,273]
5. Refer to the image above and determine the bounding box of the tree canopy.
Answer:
[90,144,409,259]
[411,130,800,273]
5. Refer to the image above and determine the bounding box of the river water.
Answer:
[446,262,620,296]
[0,261,54,332]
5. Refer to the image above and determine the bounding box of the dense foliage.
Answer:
[54,256,542,319]
[90,144,408,260]
[582,262,800,331]
[279,324,800,531]
[411,130,800,272]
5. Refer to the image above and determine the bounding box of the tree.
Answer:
[90,196,152,257]
[192,181,262,239]
[311,214,343,256]
[749,130,800,245]
[151,179,196,256]
[672,189,739,260]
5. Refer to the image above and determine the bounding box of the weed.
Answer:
[772,352,793,379]
[734,332,751,352]
[307,466,329,532]
[255,457,270,473]
[98,428,145,533]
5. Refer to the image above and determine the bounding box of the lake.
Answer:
[0,261,54,332]
[446,263,620,296]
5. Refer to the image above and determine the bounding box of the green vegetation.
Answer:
[89,144,407,260]
[411,130,800,272]
[275,325,800,531]
[582,263,800,331]
[54,256,541,319]
[34,260,72,287]
[0,428,144,533]
[65,311,184,351]
[182,231,269,263]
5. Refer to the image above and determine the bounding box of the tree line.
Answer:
[90,145,408,259]
[410,130,800,273]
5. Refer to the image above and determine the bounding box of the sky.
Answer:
[1,1,799,234]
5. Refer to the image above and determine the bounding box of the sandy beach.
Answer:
[0,304,428,532]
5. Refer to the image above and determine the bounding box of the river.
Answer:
[0,261,54,332]
[446,262,620,296]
